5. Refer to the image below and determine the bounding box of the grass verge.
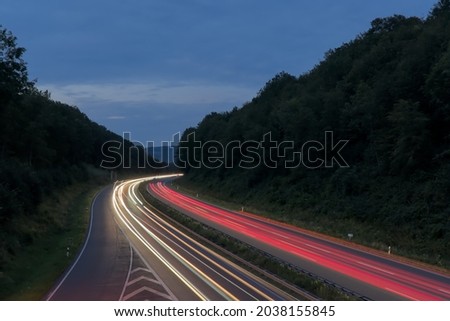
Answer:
[0,182,103,300]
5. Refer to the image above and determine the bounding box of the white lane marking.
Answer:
[119,244,134,301]
[130,267,149,274]
[45,187,104,300]
[122,183,238,301]
[304,243,331,254]
[128,247,177,301]
[122,286,173,301]
[113,186,209,300]
[126,275,160,287]
[438,288,450,295]
[357,261,395,275]
[46,175,181,301]
[137,203,269,301]
[384,287,419,301]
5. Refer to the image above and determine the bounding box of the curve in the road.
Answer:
[148,181,450,301]
[47,175,300,301]
[112,176,299,301]
[46,185,132,300]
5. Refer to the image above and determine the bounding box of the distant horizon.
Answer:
[146,144,176,164]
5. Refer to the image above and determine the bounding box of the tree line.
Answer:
[177,1,450,265]
[0,25,157,268]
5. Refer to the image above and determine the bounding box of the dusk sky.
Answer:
[1,0,437,145]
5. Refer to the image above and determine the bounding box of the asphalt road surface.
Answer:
[46,185,130,300]
[148,179,450,301]
[47,175,300,301]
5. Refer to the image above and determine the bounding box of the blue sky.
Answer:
[1,0,437,144]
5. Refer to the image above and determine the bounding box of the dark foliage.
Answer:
[178,3,450,265]
[0,26,157,267]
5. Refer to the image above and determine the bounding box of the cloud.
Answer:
[106,115,126,120]
[40,81,257,108]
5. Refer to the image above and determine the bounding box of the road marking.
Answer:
[438,288,450,295]
[127,275,160,286]
[138,204,272,301]
[357,261,395,275]
[45,187,104,301]
[113,187,207,300]
[122,286,174,301]
[384,287,419,301]
[119,244,134,301]
[117,234,177,301]
[304,243,331,253]
[129,249,177,301]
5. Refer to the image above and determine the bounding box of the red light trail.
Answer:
[150,182,450,301]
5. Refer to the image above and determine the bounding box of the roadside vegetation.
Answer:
[0,26,159,299]
[0,181,101,300]
[177,1,450,269]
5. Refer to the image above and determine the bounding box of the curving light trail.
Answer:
[149,181,450,301]
[111,175,297,301]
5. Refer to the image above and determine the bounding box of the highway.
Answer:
[148,180,450,301]
[111,176,300,300]
[47,175,300,300]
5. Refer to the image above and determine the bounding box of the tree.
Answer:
[0,26,34,105]
[429,0,450,19]
[387,100,429,173]
[369,15,408,34]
